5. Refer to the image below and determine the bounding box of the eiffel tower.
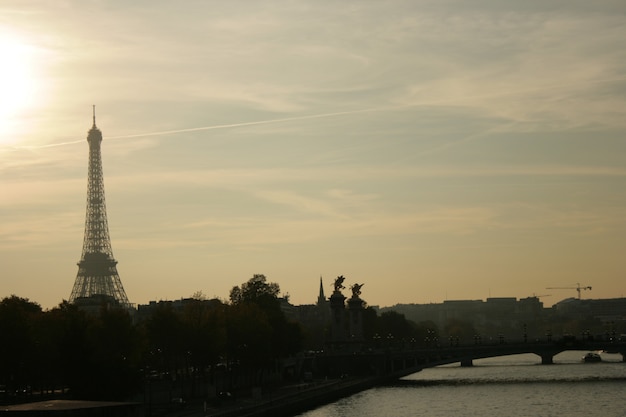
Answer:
[69,107,131,308]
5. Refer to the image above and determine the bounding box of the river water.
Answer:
[296,351,626,417]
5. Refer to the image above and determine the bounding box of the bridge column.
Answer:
[460,359,473,367]
[540,354,553,365]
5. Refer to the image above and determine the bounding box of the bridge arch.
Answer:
[317,340,625,381]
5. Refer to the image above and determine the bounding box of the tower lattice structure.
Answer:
[69,107,131,308]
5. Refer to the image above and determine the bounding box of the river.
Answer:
[295,350,626,417]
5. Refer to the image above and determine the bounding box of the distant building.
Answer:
[290,278,330,321]
[135,297,223,322]
[383,297,548,340]
[383,296,626,342]
[277,276,339,350]
[552,297,626,323]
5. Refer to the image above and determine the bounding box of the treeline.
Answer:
[0,295,140,402]
[0,274,437,404]
[0,275,301,402]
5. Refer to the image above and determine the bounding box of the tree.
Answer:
[228,275,303,380]
[229,274,280,306]
[181,298,227,394]
[362,306,379,340]
[0,296,43,395]
[39,301,90,395]
[378,311,413,339]
[227,303,273,369]
[444,318,475,343]
[79,307,142,400]
[143,302,184,378]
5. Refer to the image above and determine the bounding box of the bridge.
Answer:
[315,338,626,381]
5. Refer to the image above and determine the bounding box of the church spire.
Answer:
[317,275,326,306]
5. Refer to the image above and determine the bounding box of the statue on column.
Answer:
[350,283,364,298]
[333,275,346,292]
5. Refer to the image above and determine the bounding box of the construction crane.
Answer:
[531,293,551,298]
[546,283,592,300]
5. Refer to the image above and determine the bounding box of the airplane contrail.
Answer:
[2,106,394,152]
[4,74,625,153]
[103,73,626,141]
[105,106,390,139]
[17,139,83,149]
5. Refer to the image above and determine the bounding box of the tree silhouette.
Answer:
[143,302,184,379]
[229,274,280,306]
[228,275,302,384]
[0,296,42,398]
[181,298,227,395]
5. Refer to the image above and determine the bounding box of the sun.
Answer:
[0,35,41,142]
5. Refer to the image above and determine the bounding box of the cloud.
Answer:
[2,0,626,308]
[101,164,626,190]
[0,209,82,249]
[117,205,498,250]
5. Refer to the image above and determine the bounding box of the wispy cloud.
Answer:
[2,0,626,307]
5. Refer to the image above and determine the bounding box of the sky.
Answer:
[1,1,626,310]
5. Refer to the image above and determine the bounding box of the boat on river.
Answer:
[582,352,602,363]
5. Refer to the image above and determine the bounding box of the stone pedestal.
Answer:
[329,291,347,344]
[347,296,365,341]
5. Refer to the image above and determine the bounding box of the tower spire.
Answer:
[69,108,131,309]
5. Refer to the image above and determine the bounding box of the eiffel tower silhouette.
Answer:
[69,107,131,308]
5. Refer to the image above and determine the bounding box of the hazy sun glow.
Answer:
[0,35,41,142]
